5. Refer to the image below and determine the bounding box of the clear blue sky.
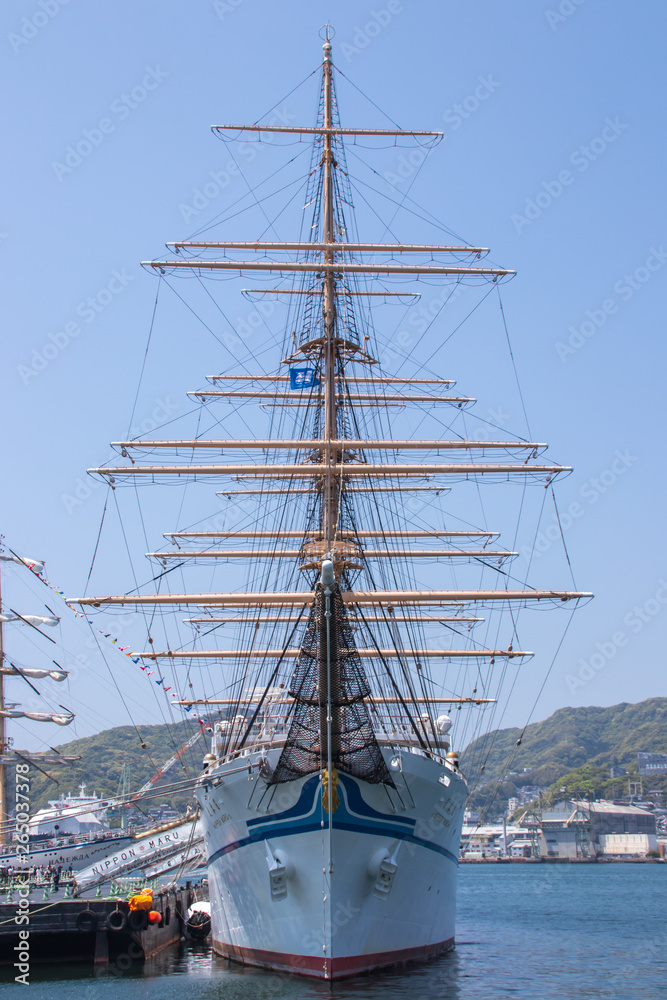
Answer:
[1,0,666,754]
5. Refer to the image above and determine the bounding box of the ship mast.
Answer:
[322,36,337,553]
[320,36,340,801]
[72,36,592,765]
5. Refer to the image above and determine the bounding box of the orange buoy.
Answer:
[148,910,161,924]
[129,890,153,912]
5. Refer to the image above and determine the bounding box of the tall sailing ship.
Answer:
[73,32,589,979]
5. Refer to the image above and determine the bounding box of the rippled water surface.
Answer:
[2,865,665,999]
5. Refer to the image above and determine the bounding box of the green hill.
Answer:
[461,697,667,784]
[460,697,667,816]
[18,719,204,818]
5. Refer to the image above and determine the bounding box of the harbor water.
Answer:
[2,864,665,998]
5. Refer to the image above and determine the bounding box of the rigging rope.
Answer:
[497,285,532,439]
[83,490,110,598]
[551,485,578,589]
[126,279,162,437]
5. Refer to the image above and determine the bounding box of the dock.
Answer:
[0,883,207,967]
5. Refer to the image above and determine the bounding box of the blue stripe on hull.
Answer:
[208,772,458,867]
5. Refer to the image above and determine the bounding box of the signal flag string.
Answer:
[9,553,209,728]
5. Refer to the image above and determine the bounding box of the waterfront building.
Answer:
[461,825,531,858]
[508,838,533,858]
[540,800,657,858]
[638,752,667,775]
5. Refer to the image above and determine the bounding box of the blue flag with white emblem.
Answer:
[289,367,320,390]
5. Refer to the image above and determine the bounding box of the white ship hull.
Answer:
[0,833,134,872]
[196,745,466,979]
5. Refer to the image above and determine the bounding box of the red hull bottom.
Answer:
[212,936,456,980]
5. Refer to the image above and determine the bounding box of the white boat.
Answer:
[75,818,201,887]
[0,783,135,872]
[71,27,590,980]
[0,829,134,873]
[28,783,110,837]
